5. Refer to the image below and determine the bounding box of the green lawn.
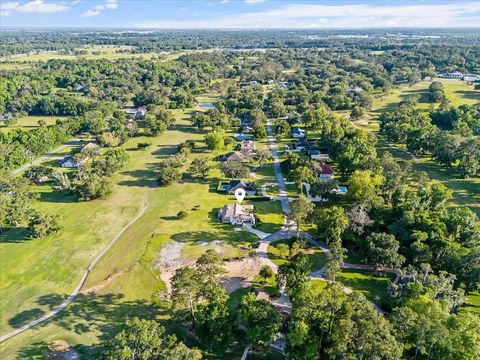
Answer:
[460,291,480,314]
[337,269,394,305]
[0,115,66,133]
[0,108,265,359]
[253,200,285,233]
[267,239,327,271]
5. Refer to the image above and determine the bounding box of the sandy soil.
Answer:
[221,257,265,294]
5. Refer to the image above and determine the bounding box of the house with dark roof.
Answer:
[314,161,334,180]
[308,149,330,161]
[226,180,257,196]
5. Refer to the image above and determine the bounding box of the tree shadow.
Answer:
[38,190,78,204]
[0,227,31,243]
[118,168,158,188]
[151,144,179,158]
[453,90,479,101]
[9,308,46,328]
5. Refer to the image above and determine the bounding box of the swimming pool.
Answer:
[199,102,215,109]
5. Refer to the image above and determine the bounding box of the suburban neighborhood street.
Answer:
[266,119,291,214]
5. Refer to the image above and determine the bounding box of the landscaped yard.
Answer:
[267,239,327,271]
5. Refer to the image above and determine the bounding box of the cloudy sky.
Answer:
[1,0,480,28]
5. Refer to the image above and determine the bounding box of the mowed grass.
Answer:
[337,269,395,305]
[460,291,480,314]
[0,115,66,133]
[0,108,284,358]
[268,239,327,271]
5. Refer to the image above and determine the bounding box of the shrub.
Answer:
[177,210,188,219]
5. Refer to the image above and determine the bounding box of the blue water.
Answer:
[337,186,348,193]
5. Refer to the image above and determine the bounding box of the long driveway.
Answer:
[11,138,82,175]
[266,120,290,214]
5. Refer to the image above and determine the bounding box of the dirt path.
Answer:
[0,206,148,344]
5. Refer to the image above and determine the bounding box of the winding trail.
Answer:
[0,206,149,344]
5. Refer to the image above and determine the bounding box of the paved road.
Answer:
[11,138,82,175]
[0,206,148,344]
[266,120,291,214]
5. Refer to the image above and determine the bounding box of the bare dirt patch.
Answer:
[81,270,128,294]
[221,257,265,294]
[155,241,193,293]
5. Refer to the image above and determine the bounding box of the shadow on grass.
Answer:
[0,227,31,243]
[453,90,479,101]
[118,168,158,188]
[38,190,78,203]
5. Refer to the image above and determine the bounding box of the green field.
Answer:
[461,291,480,314]
[337,269,395,305]
[267,239,327,271]
[0,115,66,133]
[0,106,285,358]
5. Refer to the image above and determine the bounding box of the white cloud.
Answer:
[82,0,117,17]
[220,0,230,4]
[245,0,267,4]
[82,9,100,17]
[1,1,68,16]
[134,1,480,28]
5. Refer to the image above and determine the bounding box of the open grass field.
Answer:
[0,105,284,358]
[268,239,327,271]
[337,269,395,305]
[0,115,66,133]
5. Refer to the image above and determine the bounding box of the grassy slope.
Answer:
[0,109,284,358]
[360,79,480,216]
[0,116,67,133]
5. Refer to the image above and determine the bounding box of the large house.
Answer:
[240,140,256,153]
[218,203,255,225]
[315,161,334,180]
[226,180,257,196]
[225,151,254,163]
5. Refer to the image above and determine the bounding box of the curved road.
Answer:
[0,206,148,344]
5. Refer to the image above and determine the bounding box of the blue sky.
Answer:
[1,0,480,28]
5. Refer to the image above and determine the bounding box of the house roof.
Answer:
[82,142,99,151]
[292,127,305,133]
[229,180,256,192]
[220,203,254,221]
[226,151,253,162]
[317,161,334,175]
[61,156,77,165]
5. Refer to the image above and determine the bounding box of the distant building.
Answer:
[347,86,364,95]
[315,161,334,180]
[439,72,464,79]
[226,180,257,196]
[218,203,255,225]
[61,156,81,168]
[81,142,99,153]
[240,140,256,153]
[225,151,254,163]
[234,133,253,142]
[308,149,330,161]
[124,106,147,119]
[292,127,306,138]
